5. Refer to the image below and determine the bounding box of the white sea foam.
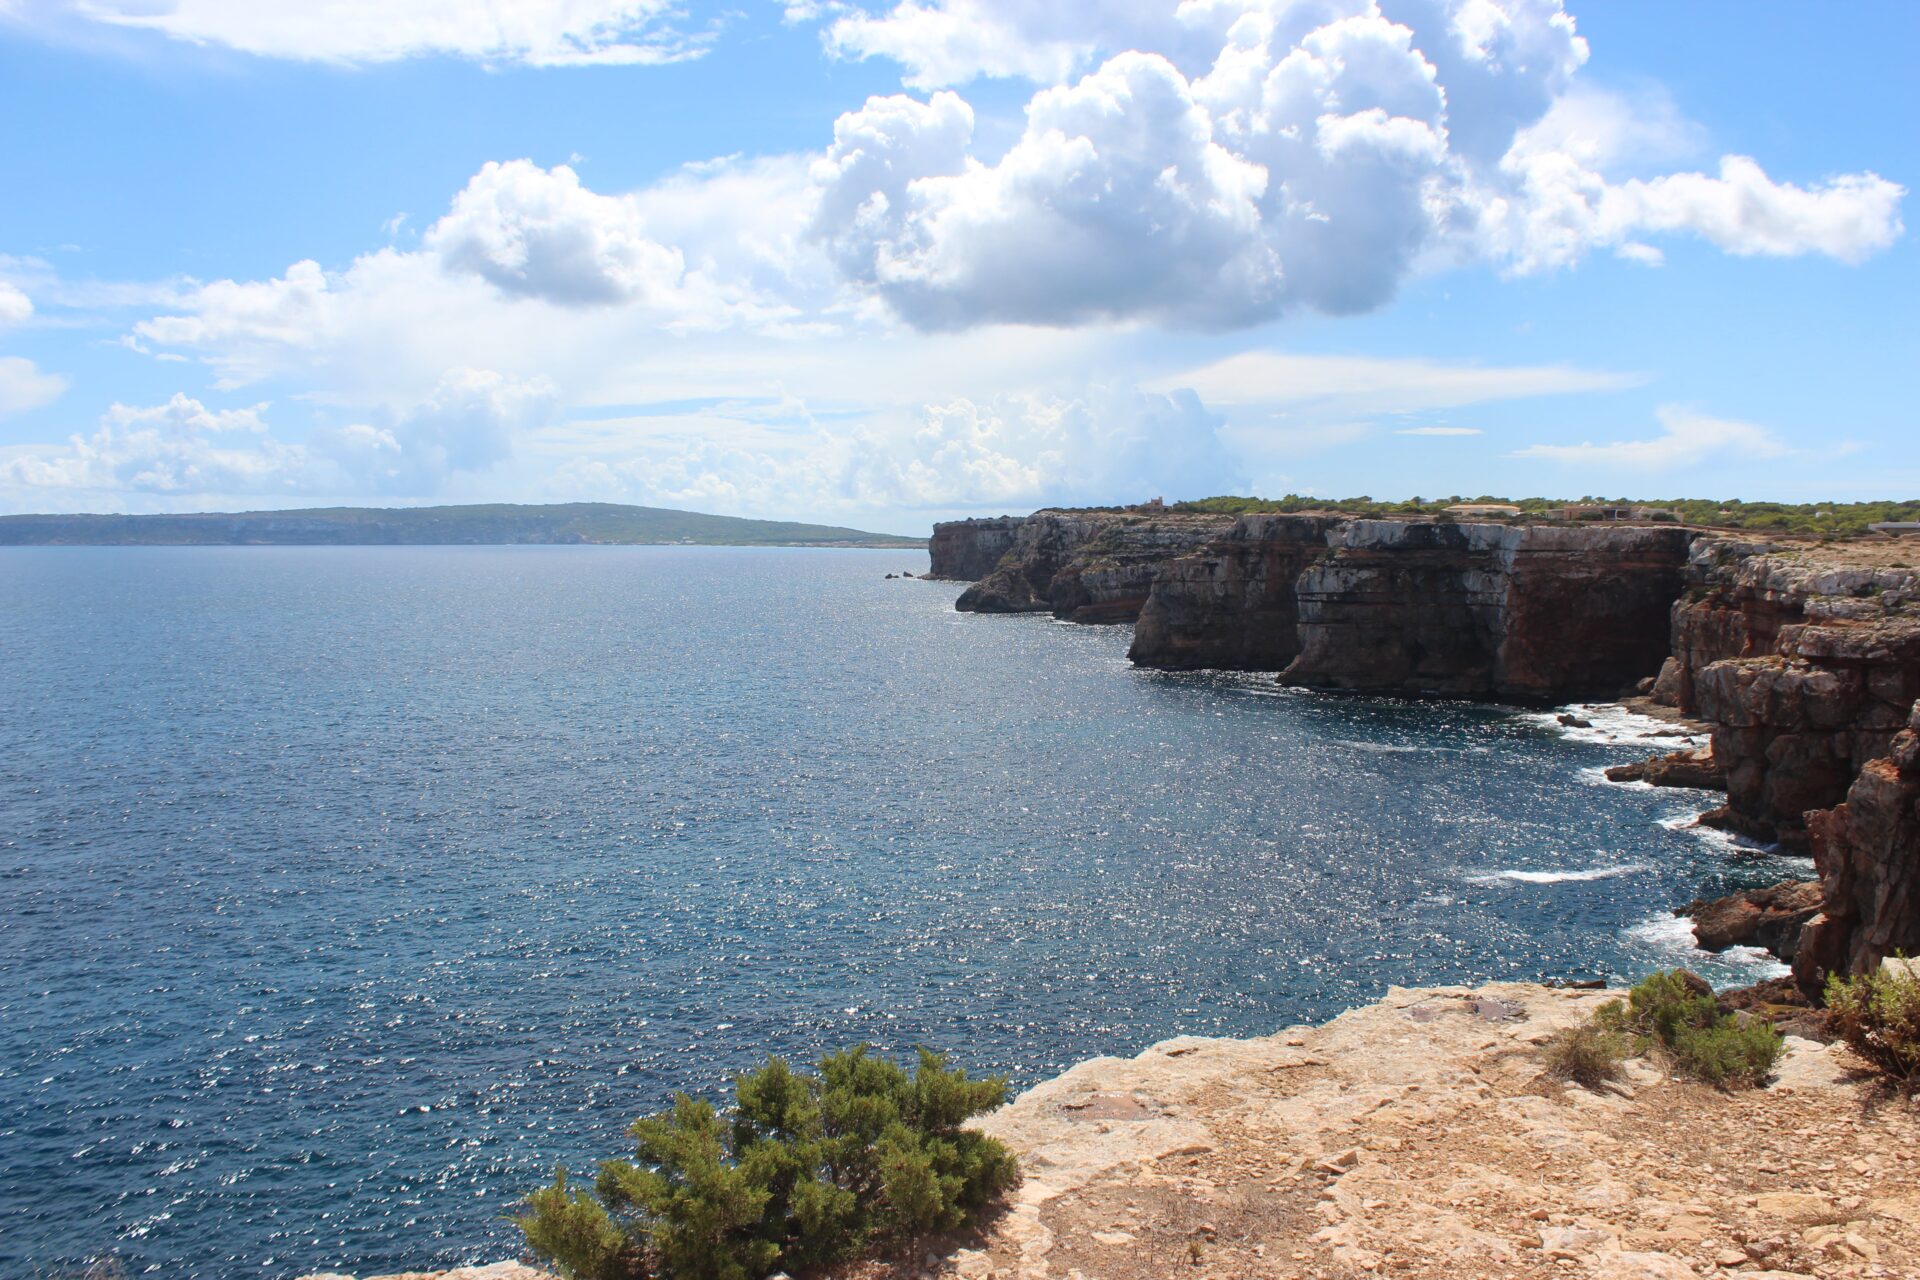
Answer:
[1523,701,1708,751]
[1625,912,1789,980]
[1656,811,1817,872]
[1468,862,1650,885]
[1335,739,1425,754]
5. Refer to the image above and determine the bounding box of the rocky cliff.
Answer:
[953,511,1234,623]
[1651,540,1920,846]
[1126,514,1345,669]
[1794,699,1920,995]
[1280,521,1694,700]
[926,516,1027,581]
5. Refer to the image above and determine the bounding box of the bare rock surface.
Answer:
[296,1262,553,1280]
[1663,539,1920,845]
[1278,521,1694,700]
[1607,747,1726,790]
[836,982,1919,1280]
[1682,881,1822,958]
[1795,698,1920,995]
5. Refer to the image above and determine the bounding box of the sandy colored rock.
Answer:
[832,981,1920,1280]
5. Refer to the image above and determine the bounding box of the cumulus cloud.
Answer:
[317,367,560,493]
[807,0,1903,329]
[0,356,68,417]
[0,373,554,507]
[61,0,713,67]
[0,282,32,326]
[426,161,685,306]
[1510,405,1792,469]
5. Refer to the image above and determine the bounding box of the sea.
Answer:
[0,546,1809,1277]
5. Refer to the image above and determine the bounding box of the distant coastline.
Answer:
[0,502,926,549]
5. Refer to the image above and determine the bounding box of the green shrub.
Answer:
[1826,965,1920,1087]
[1671,1018,1783,1088]
[1541,1021,1627,1089]
[1548,971,1782,1091]
[516,1047,1020,1280]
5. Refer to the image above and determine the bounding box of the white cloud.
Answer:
[0,356,68,417]
[814,54,1278,328]
[62,0,713,67]
[0,282,32,326]
[1396,425,1482,435]
[1510,405,1792,469]
[425,161,685,306]
[807,0,1902,329]
[537,383,1244,514]
[1153,350,1640,414]
[0,373,555,508]
[318,367,560,493]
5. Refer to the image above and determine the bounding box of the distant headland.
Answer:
[0,502,926,548]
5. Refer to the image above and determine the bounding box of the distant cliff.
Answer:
[945,510,1692,700]
[1281,520,1692,700]
[949,510,1235,623]
[0,503,926,548]
[925,516,1027,580]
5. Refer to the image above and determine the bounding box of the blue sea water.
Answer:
[0,546,1803,1277]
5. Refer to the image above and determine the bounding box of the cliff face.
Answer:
[1127,514,1344,669]
[1281,521,1694,700]
[925,516,1027,581]
[1654,541,1920,846]
[1794,700,1920,995]
[954,511,1234,623]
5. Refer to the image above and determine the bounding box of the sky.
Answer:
[0,1,1913,534]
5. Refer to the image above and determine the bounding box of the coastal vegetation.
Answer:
[1549,971,1783,1090]
[516,1047,1018,1280]
[1826,964,1920,1089]
[1065,495,1920,537]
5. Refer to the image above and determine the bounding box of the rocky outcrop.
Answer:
[1605,746,1726,790]
[1655,540,1920,846]
[954,511,1234,623]
[1682,880,1822,959]
[1794,699,1920,996]
[945,981,1895,1280]
[1280,521,1694,700]
[926,516,1027,581]
[1127,514,1345,669]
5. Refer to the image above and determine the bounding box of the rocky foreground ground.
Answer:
[306,982,1920,1280]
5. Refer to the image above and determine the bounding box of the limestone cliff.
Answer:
[1127,514,1344,669]
[1794,699,1920,995]
[926,516,1027,582]
[1653,539,1920,846]
[1280,521,1694,700]
[954,511,1234,623]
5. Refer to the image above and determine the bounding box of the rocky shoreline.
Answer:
[930,509,1920,996]
[315,979,1919,1280]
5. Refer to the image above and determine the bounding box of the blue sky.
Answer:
[0,1,1912,532]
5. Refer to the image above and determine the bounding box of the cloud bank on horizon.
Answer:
[0,0,1910,522]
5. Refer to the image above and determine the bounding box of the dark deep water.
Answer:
[0,546,1804,1277]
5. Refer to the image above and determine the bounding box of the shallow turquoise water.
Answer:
[0,546,1798,1276]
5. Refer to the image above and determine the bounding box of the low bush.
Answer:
[1541,1021,1627,1088]
[517,1046,1019,1280]
[1551,970,1781,1090]
[1826,964,1920,1088]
